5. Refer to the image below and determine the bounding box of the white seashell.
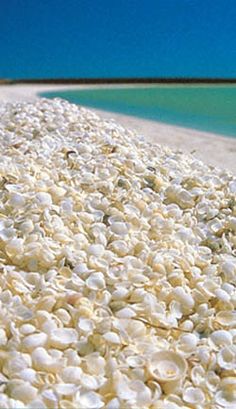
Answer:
[49,328,78,349]
[183,387,205,404]
[0,328,7,346]
[127,355,145,368]
[19,324,36,336]
[54,383,77,396]
[115,307,136,318]
[215,311,236,327]
[41,389,58,404]
[110,222,128,235]
[76,391,104,409]
[215,377,236,408]
[84,353,106,375]
[172,287,194,311]
[86,272,106,290]
[22,333,48,351]
[221,261,236,281]
[103,331,121,344]
[129,380,152,405]
[88,244,105,257]
[178,333,198,352]
[228,217,236,232]
[8,192,26,208]
[214,288,231,303]
[35,192,52,208]
[112,287,129,300]
[77,317,94,333]
[217,345,236,370]
[19,368,37,383]
[31,347,65,373]
[110,240,129,256]
[106,398,120,409]
[61,366,83,383]
[5,238,24,256]
[210,330,233,346]
[229,180,236,193]
[148,351,187,385]
[10,382,38,403]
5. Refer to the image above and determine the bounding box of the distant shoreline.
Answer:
[0,83,236,174]
[2,77,236,85]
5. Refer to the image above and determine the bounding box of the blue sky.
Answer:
[1,0,236,78]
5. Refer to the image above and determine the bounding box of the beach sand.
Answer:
[0,84,236,173]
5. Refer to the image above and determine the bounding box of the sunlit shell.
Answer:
[49,328,78,349]
[215,311,236,327]
[110,222,128,235]
[76,391,104,408]
[183,386,205,404]
[215,377,236,408]
[22,333,48,351]
[103,331,121,344]
[148,351,187,383]
[210,330,233,346]
[60,366,83,383]
[217,346,236,370]
[86,272,106,290]
[9,381,38,404]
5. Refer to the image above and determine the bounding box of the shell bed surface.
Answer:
[0,98,235,409]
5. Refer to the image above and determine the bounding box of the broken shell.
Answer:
[49,328,78,349]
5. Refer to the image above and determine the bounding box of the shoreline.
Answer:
[0,84,236,173]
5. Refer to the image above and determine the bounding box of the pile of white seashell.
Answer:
[0,98,235,408]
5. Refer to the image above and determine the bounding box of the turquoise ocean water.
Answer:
[42,86,236,138]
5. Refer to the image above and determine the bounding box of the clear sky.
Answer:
[1,0,236,79]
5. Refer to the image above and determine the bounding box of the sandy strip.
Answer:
[0,84,236,173]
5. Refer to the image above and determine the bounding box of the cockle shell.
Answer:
[215,311,236,327]
[86,272,106,290]
[183,386,205,405]
[215,377,236,408]
[217,345,236,370]
[210,330,233,346]
[148,351,187,388]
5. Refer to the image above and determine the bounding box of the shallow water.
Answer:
[42,85,236,137]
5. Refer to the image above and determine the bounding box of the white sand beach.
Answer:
[0,83,236,173]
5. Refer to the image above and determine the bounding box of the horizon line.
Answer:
[2,77,236,84]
